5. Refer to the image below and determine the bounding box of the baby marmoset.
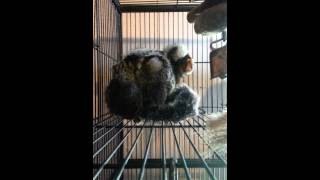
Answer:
[105,45,200,122]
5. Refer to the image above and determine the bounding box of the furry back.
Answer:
[105,79,143,119]
[141,84,200,122]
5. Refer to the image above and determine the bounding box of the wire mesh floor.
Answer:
[93,113,227,180]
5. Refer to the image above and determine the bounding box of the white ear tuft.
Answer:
[163,44,190,61]
[175,45,189,59]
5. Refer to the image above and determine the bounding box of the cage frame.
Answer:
[93,0,227,179]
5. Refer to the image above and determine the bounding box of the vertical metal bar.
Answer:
[102,0,106,131]
[172,12,176,162]
[173,11,175,44]
[134,21,138,175]
[215,35,219,113]
[96,0,101,132]
[156,9,161,177]
[194,52,199,177]
[161,121,167,180]
[201,34,205,180]
[206,37,210,113]
[111,3,116,61]
[186,12,190,86]
[171,122,191,180]
[102,0,105,170]
[193,120,196,178]
[129,12,131,51]
[135,13,137,49]
[169,158,176,180]
[107,0,111,85]
[102,0,105,125]
[144,12,146,47]
[128,122,131,180]
[118,4,123,61]
[177,10,182,173]
[100,0,103,130]
[149,12,151,48]
[138,121,155,180]
[167,12,169,46]
[158,11,160,50]
[191,21,195,180]
[139,12,142,48]
[154,127,157,180]
[177,11,179,44]
[153,12,155,50]
[177,12,182,180]
[179,122,216,180]
[221,75,224,111]
[113,121,147,180]
[125,13,128,54]
[210,38,214,113]
[93,0,98,164]
[201,35,204,112]
[93,0,96,121]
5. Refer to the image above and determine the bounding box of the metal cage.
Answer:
[93,0,227,179]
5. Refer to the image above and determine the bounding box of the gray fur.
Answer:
[141,84,200,122]
[106,46,200,122]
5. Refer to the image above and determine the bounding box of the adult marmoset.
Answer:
[105,45,200,122]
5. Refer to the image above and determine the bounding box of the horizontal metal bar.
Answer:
[119,0,202,3]
[93,159,226,169]
[120,0,202,2]
[194,62,210,63]
[94,125,206,128]
[121,4,198,12]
